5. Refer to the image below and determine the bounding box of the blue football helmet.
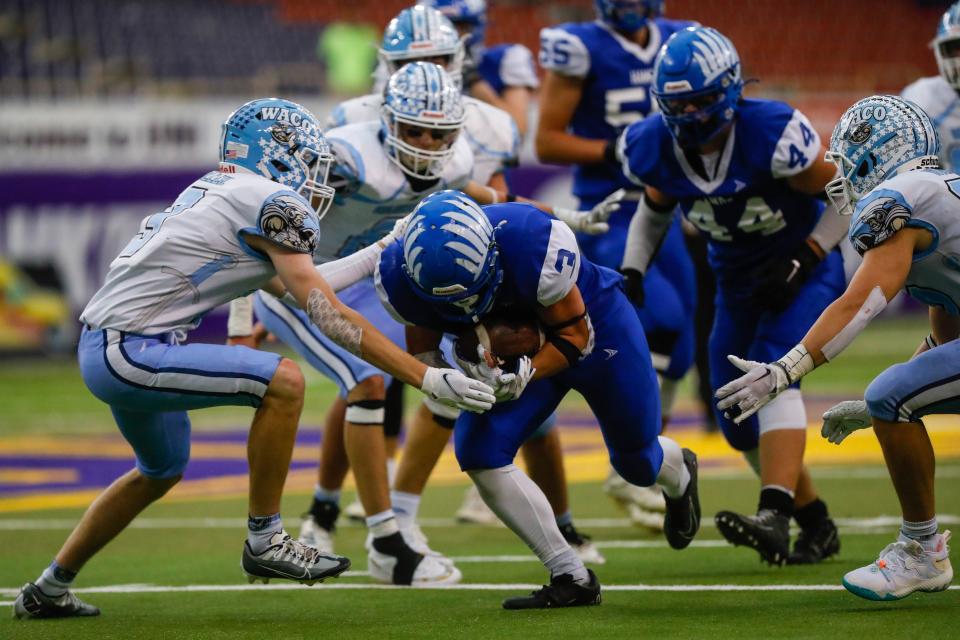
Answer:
[381,62,465,179]
[594,0,663,33]
[220,98,335,218]
[401,190,502,324]
[380,5,464,85]
[825,95,940,216]
[418,0,487,58]
[933,2,960,90]
[652,26,743,149]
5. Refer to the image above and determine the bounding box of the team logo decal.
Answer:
[848,122,872,144]
[259,194,318,253]
[851,197,910,254]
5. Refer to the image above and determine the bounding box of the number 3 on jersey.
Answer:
[119,187,206,258]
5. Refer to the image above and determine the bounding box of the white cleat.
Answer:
[367,548,463,587]
[298,516,335,553]
[843,531,953,601]
[401,522,453,563]
[343,499,366,522]
[455,484,500,525]
[603,469,665,531]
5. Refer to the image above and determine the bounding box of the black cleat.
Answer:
[787,518,840,565]
[13,583,100,620]
[242,531,351,585]
[663,448,701,550]
[715,509,790,566]
[502,569,601,610]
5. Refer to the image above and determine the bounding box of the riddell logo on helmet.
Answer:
[663,80,693,93]
[432,284,469,296]
[420,111,445,119]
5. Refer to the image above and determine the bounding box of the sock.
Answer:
[555,511,573,528]
[794,498,828,531]
[469,465,589,585]
[391,490,421,529]
[313,485,341,504]
[758,486,794,518]
[36,561,76,597]
[900,517,939,551]
[386,458,397,488]
[309,498,340,532]
[656,436,690,499]
[366,510,399,538]
[247,513,283,554]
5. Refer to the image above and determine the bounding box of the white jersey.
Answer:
[902,76,960,172]
[316,120,474,263]
[850,169,960,314]
[326,94,519,186]
[81,171,320,334]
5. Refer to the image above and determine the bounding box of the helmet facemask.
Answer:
[935,33,960,90]
[257,123,337,219]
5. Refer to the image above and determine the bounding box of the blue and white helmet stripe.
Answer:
[401,190,501,323]
[934,2,960,90]
[418,0,487,57]
[825,95,940,216]
[381,62,465,179]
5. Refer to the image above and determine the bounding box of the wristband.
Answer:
[227,295,254,337]
[775,344,815,384]
[925,333,939,350]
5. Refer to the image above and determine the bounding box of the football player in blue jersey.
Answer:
[536,0,696,527]
[902,2,960,173]
[10,99,497,620]
[418,0,539,136]
[369,189,700,609]
[618,26,851,566]
[716,95,953,602]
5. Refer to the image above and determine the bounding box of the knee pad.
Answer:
[383,380,405,437]
[423,395,459,429]
[345,399,385,426]
[758,389,806,434]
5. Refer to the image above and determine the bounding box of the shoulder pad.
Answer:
[499,44,540,89]
[850,189,913,255]
[538,26,590,77]
[257,191,320,254]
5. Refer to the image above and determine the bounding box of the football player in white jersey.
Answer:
[11,98,496,620]
[903,2,960,172]
[715,96,954,602]
[228,64,616,585]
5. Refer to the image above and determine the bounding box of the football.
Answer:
[455,310,544,371]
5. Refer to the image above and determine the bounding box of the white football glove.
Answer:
[714,355,791,424]
[454,345,502,388]
[821,400,872,445]
[553,189,624,235]
[421,367,495,413]
[493,355,535,402]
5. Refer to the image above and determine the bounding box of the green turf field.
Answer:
[2,314,959,638]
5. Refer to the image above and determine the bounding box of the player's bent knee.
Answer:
[133,468,183,499]
[348,375,385,402]
[864,366,906,423]
[266,358,305,402]
[609,449,659,487]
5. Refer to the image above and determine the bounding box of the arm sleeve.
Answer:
[808,202,849,253]
[620,193,675,275]
[538,27,590,78]
[770,109,821,179]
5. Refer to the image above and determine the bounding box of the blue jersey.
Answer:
[478,44,539,96]
[539,17,694,203]
[620,99,825,296]
[375,203,623,333]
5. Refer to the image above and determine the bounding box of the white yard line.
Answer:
[1,515,955,531]
[1,581,957,603]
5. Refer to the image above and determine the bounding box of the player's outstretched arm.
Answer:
[246,235,495,413]
[462,181,619,236]
[715,229,919,423]
[535,72,608,165]
[619,187,677,306]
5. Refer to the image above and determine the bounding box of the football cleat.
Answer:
[343,499,366,523]
[455,484,500,524]
[502,569,602,610]
[715,509,790,566]
[298,515,335,554]
[399,522,454,564]
[842,531,953,601]
[662,448,701,549]
[367,546,462,586]
[241,531,351,585]
[559,522,606,565]
[12,583,100,620]
[788,518,840,565]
